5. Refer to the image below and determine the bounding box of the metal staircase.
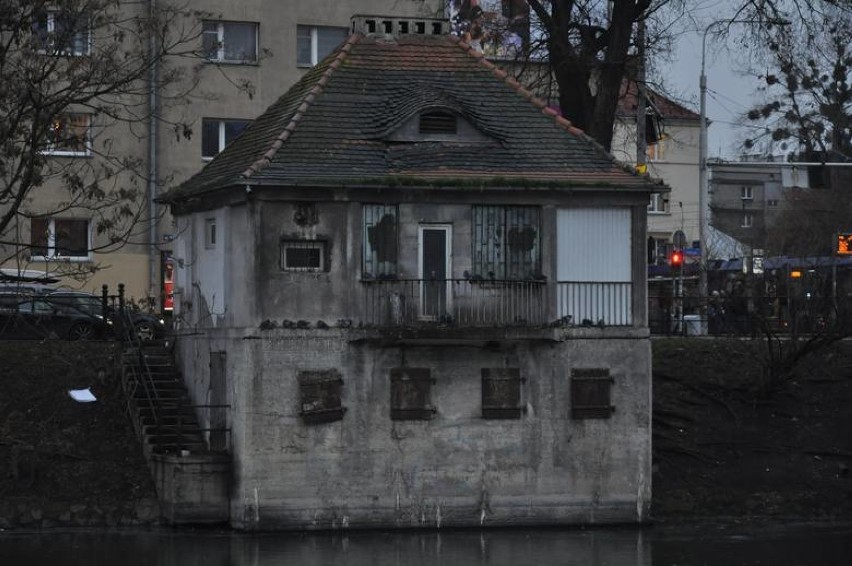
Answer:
[119,326,231,524]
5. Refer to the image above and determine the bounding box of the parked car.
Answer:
[0,298,112,340]
[43,291,167,341]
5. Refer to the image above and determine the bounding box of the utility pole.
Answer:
[635,17,647,170]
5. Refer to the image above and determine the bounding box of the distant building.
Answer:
[611,82,701,265]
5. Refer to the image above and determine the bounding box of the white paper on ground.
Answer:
[68,388,97,403]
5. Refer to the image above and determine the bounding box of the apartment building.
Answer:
[610,83,702,265]
[1,0,444,306]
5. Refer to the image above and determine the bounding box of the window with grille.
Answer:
[30,218,90,260]
[390,368,434,420]
[281,240,326,271]
[571,368,614,419]
[298,370,346,424]
[363,204,398,279]
[472,206,540,280]
[481,368,524,419]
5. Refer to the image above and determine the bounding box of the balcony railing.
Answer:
[557,281,633,326]
[360,279,634,328]
[362,278,547,327]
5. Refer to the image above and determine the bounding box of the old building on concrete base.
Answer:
[161,15,664,530]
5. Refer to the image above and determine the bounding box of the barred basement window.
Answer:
[481,368,524,419]
[298,370,346,424]
[571,368,614,419]
[281,240,326,271]
[390,368,435,420]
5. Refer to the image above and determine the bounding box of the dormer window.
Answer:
[419,111,457,135]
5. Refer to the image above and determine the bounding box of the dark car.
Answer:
[43,291,167,341]
[0,298,112,340]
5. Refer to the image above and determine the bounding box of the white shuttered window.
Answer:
[556,208,632,326]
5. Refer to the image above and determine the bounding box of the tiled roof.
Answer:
[617,80,700,121]
[164,34,663,201]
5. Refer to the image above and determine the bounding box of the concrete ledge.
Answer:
[151,452,231,525]
[230,494,649,531]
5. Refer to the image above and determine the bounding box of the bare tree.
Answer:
[744,6,851,158]
[0,0,204,280]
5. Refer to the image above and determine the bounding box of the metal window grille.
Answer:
[298,370,346,424]
[472,206,540,279]
[363,204,398,278]
[281,240,325,271]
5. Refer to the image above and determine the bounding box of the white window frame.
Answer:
[741,186,754,200]
[296,25,348,67]
[202,21,258,64]
[30,218,92,262]
[281,241,326,272]
[648,192,668,214]
[35,9,92,56]
[741,213,754,228]
[646,133,669,162]
[201,118,251,160]
[44,113,93,157]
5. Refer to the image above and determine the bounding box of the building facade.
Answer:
[611,84,702,265]
[161,17,660,529]
[1,0,444,304]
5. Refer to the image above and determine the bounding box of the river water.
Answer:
[1,523,850,565]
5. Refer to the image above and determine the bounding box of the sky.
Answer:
[652,0,770,159]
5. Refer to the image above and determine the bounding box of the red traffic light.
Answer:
[670,250,683,266]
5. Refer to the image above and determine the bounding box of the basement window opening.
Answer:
[298,370,346,424]
[481,368,524,419]
[571,368,614,419]
[390,368,435,420]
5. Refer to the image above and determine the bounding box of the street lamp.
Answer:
[698,17,790,298]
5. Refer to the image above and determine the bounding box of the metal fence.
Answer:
[556,281,633,326]
[362,278,548,327]
[361,279,635,328]
[649,292,843,336]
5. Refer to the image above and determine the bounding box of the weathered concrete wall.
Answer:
[177,327,651,530]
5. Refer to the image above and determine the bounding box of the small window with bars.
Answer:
[571,368,614,419]
[481,368,524,419]
[363,204,398,279]
[281,240,326,271]
[390,368,435,420]
[419,111,457,135]
[298,370,346,424]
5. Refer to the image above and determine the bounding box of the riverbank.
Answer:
[1,338,851,528]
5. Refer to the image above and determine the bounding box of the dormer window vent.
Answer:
[419,111,457,135]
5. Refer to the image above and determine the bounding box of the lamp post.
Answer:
[698,18,789,299]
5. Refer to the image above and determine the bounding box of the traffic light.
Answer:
[670,249,683,267]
